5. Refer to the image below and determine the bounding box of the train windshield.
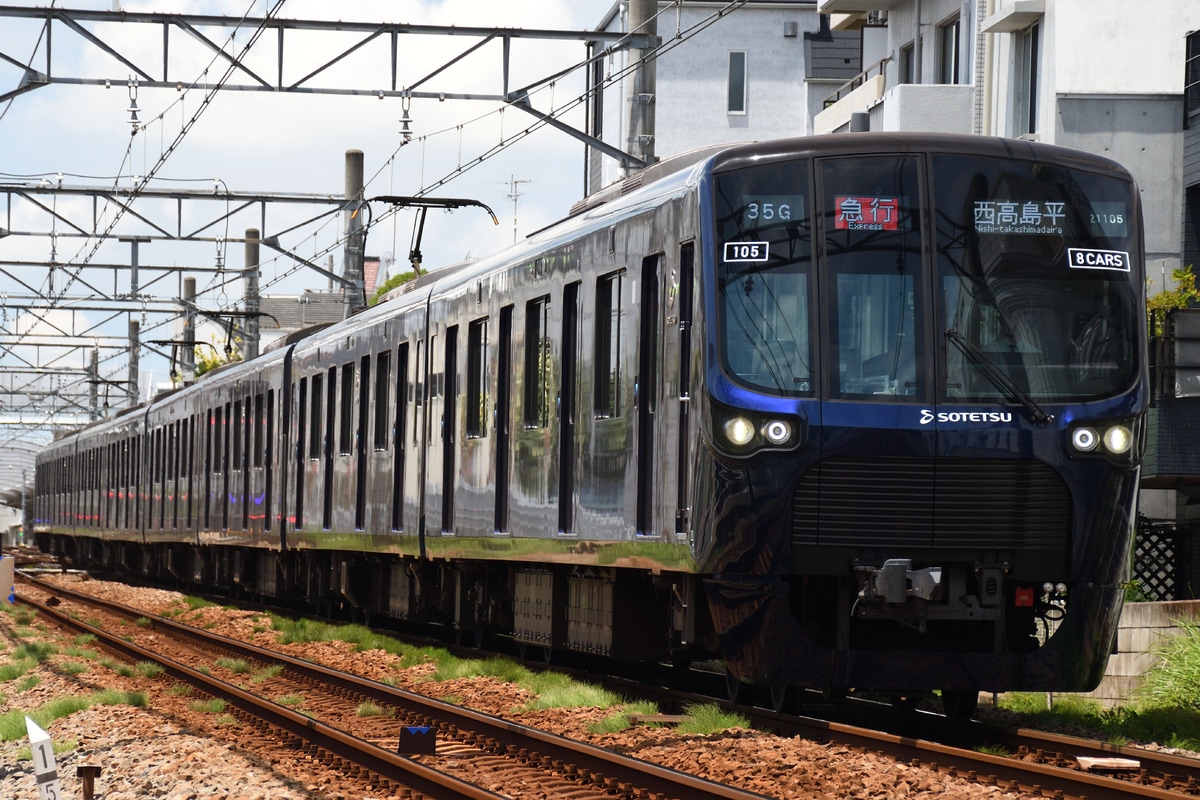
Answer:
[713,151,1140,403]
[934,154,1139,402]
[712,162,814,396]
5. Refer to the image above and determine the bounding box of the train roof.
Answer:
[703,131,1134,177]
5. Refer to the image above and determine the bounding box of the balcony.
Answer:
[817,80,974,135]
[982,0,1044,32]
[818,0,904,12]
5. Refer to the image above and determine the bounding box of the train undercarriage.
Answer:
[40,535,717,667]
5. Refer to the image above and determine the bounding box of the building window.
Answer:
[899,41,915,85]
[728,51,747,114]
[1017,21,1040,135]
[1187,31,1200,126]
[938,15,961,85]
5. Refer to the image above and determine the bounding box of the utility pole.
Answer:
[628,0,657,170]
[505,176,533,243]
[182,278,196,385]
[244,230,261,361]
[343,150,366,318]
[127,319,139,406]
[89,347,99,421]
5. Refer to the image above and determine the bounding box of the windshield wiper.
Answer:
[945,329,1054,424]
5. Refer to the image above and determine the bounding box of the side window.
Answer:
[253,393,264,467]
[467,317,489,438]
[594,270,624,418]
[524,296,551,429]
[309,373,323,459]
[374,350,391,450]
[339,363,354,455]
[232,399,243,470]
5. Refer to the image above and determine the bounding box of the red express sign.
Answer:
[835,195,899,230]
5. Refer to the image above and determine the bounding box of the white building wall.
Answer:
[597,2,820,190]
[1053,1,1194,96]
[851,0,1200,294]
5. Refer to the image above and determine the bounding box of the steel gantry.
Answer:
[0,4,661,501]
[0,5,650,169]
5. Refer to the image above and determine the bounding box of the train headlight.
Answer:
[762,419,792,445]
[724,416,756,447]
[1103,424,1132,455]
[1071,427,1099,452]
[1068,417,1139,463]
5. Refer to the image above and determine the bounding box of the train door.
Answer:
[248,392,266,539]
[494,306,513,533]
[294,376,307,534]
[810,153,935,542]
[365,350,390,535]
[559,282,579,534]
[355,355,370,532]
[675,243,694,535]
[391,343,409,533]
[441,326,458,533]
[636,254,662,536]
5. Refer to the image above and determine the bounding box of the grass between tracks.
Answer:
[265,613,748,733]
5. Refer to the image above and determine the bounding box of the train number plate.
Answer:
[724,241,769,262]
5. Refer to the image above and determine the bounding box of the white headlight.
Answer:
[763,420,791,445]
[1071,427,1098,452]
[1103,425,1132,455]
[725,416,755,447]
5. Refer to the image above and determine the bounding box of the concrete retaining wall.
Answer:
[1080,600,1200,707]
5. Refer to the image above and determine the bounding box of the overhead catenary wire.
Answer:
[6,0,751,433]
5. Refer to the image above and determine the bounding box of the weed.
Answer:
[94,689,147,707]
[135,661,164,678]
[251,665,283,683]
[214,657,251,674]
[97,658,135,678]
[587,700,660,735]
[188,698,227,714]
[674,703,749,735]
[974,743,1011,757]
[356,702,393,718]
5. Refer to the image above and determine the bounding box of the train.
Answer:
[33,132,1148,718]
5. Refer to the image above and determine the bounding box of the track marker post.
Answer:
[24,717,63,800]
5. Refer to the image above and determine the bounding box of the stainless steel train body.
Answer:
[34,133,1148,705]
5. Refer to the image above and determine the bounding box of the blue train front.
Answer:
[696,134,1147,709]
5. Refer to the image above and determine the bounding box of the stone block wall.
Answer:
[1080,600,1200,707]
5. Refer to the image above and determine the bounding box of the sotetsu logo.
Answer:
[920,409,1014,425]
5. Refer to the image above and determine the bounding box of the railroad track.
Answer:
[15,573,773,800]
[18,571,1200,800]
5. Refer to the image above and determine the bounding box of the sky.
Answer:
[0,0,623,454]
